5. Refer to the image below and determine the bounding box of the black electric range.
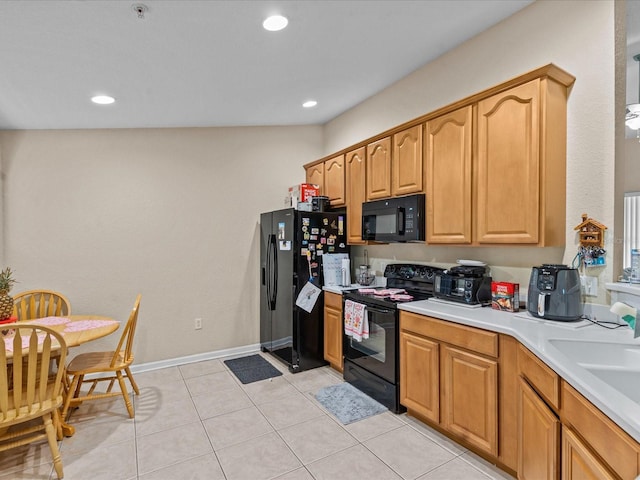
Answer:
[342,263,444,413]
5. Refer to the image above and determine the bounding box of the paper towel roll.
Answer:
[610,301,637,329]
[341,258,351,286]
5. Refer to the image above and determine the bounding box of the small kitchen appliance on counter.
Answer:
[527,264,583,321]
[433,265,492,305]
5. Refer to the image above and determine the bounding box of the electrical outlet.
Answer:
[194,318,202,330]
[580,275,598,296]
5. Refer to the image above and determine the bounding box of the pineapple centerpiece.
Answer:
[0,267,17,321]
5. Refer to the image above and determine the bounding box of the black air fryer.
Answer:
[527,264,582,321]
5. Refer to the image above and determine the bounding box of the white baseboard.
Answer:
[128,343,262,374]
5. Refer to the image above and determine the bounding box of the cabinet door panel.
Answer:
[518,378,560,480]
[306,163,324,194]
[400,331,439,422]
[425,107,472,243]
[477,80,540,243]
[561,382,640,479]
[441,345,498,456]
[367,137,392,200]
[323,292,343,372]
[325,155,345,206]
[346,147,366,245]
[562,426,616,480]
[393,125,423,196]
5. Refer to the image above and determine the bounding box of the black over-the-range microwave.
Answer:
[361,193,425,242]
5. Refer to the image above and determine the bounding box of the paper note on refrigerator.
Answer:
[322,253,350,286]
[295,281,322,313]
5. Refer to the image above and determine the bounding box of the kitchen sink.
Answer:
[584,367,640,403]
[547,338,640,369]
[548,338,640,403]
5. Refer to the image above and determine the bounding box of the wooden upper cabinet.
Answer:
[477,76,570,246]
[305,163,324,194]
[476,80,540,244]
[425,107,473,244]
[366,137,392,200]
[303,65,573,246]
[392,125,423,196]
[324,155,345,206]
[345,147,366,245]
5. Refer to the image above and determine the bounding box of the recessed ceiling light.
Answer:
[91,95,115,105]
[302,100,318,108]
[263,15,288,32]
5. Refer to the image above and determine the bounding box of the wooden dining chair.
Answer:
[61,294,141,420]
[13,290,71,320]
[0,324,68,479]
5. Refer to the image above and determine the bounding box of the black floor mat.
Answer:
[224,354,283,384]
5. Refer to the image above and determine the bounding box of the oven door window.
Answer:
[350,321,386,362]
[345,306,396,384]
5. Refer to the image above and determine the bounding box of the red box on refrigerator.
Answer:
[286,183,320,207]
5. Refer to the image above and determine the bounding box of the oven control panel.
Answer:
[384,263,444,282]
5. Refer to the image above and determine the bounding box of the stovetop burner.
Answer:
[345,263,445,308]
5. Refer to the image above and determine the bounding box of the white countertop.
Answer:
[323,284,368,295]
[398,299,640,443]
[606,281,640,297]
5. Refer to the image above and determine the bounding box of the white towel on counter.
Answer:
[344,299,369,342]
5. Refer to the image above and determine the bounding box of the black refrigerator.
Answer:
[260,208,348,373]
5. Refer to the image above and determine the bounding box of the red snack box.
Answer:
[287,183,320,207]
[491,281,519,312]
[289,183,319,202]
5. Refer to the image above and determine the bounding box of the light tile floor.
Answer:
[0,353,516,480]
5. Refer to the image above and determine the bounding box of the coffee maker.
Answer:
[527,264,582,321]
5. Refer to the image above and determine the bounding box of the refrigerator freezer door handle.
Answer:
[265,238,270,307]
[269,234,278,310]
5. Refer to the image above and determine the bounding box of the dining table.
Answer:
[3,315,120,437]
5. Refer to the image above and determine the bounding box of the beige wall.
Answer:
[0,126,321,363]
[624,138,640,191]
[324,0,617,302]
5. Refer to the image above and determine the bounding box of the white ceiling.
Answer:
[0,0,535,130]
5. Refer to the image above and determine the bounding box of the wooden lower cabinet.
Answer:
[399,312,499,459]
[323,292,343,372]
[562,426,616,480]
[441,345,498,457]
[518,377,560,480]
[399,330,439,423]
[400,312,640,480]
[561,382,640,479]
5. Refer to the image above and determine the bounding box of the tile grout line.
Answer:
[182,363,231,480]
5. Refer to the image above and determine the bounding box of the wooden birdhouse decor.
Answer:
[574,213,607,248]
